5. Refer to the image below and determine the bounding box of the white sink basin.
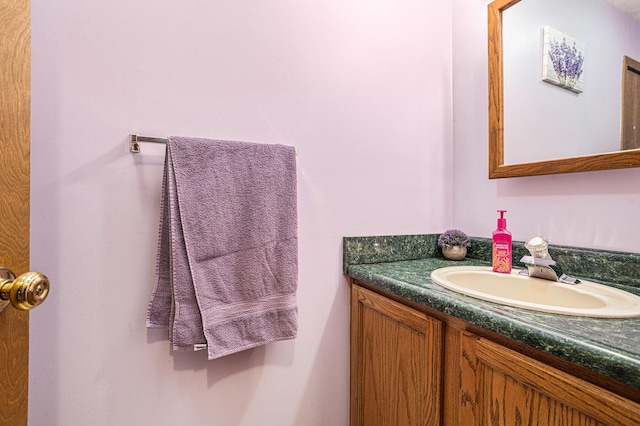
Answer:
[430,266,640,318]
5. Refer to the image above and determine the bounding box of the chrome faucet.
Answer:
[519,236,581,285]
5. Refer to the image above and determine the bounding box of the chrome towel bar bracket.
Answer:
[130,134,168,153]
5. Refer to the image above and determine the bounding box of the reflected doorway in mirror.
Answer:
[542,26,585,93]
[622,55,640,150]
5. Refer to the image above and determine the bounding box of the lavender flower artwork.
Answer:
[542,26,585,93]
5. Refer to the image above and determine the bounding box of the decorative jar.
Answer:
[442,245,467,261]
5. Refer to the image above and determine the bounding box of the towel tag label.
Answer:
[194,344,208,351]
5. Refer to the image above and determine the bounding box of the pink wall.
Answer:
[29,1,452,424]
[452,1,640,253]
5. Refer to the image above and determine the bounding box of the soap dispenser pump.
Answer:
[492,209,512,273]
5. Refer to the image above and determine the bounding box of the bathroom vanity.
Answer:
[344,235,640,426]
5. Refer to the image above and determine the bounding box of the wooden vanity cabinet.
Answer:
[350,282,640,426]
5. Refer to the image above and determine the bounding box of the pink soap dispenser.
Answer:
[492,210,512,273]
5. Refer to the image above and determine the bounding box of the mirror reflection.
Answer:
[502,0,640,165]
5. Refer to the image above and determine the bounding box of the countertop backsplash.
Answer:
[344,234,640,292]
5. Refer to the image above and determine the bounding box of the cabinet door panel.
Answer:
[351,285,443,426]
[476,338,640,426]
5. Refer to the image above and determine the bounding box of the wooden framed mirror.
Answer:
[488,0,640,179]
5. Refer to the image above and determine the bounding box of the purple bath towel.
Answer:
[146,136,298,360]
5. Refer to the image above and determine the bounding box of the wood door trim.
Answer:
[0,0,31,424]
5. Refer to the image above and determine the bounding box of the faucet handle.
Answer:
[525,236,549,258]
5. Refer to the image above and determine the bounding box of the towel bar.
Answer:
[130,134,298,155]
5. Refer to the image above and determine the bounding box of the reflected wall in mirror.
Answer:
[488,0,640,178]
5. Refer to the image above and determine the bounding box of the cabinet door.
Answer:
[475,337,640,426]
[350,284,444,426]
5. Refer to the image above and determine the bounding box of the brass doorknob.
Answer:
[0,267,50,311]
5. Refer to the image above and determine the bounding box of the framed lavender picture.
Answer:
[542,26,585,93]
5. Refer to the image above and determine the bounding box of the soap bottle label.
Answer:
[492,242,512,273]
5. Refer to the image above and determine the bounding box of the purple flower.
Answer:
[438,229,470,248]
[549,37,584,89]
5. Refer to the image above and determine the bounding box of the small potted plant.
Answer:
[438,229,470,260]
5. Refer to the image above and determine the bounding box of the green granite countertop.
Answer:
[343,235,640,391]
